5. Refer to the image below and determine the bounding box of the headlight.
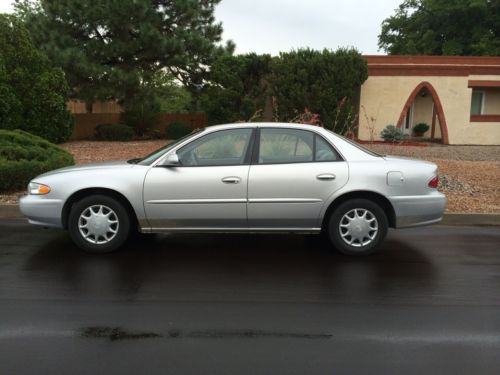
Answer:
[28,182,51,195]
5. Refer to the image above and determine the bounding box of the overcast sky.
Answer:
[0,0,401,55]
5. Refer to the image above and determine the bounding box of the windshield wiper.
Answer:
[127,158,142,164]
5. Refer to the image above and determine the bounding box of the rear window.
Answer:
[325,130,383,157]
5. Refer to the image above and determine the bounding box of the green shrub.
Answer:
[165,122,192,140]
[413,122,430,134]
[0,129,74,191]
[380,125,404,142]
[121,91,161,136]
[95,124,134,141]
[0,15,74,143]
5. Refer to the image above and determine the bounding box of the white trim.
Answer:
[403,102,414,134]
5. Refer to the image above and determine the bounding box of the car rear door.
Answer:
[247,127,348,229]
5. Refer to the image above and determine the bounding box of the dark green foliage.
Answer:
[120,90,161,136]
[200,53,272,125]
[95,124,134,141]
[270,48,368,132]
[0,14,73,143]
[380,125,404,142]
[379,0,500,56]
[0,129,74,191]
[153,73,193,114]
[413,122,430,134]
[165,122,192,140]
[16,0,224,105]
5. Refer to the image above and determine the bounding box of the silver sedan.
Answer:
[20,123,446,256]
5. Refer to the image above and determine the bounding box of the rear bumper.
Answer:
[389,192,447,228]
[19,195,64,228]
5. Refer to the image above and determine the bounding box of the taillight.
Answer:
[428,175,439,188]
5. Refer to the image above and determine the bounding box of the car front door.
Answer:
[143,127,255,229]
[247,127,348,229]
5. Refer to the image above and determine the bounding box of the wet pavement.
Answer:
[0,218,499,374]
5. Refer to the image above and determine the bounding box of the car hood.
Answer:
[36,160,134,179]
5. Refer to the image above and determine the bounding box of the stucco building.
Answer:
[358,56,500,145]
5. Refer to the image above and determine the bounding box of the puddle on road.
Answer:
[80,327,161,341]
[79,326,331,342]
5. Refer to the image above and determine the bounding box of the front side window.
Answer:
[177,128,253,166]
[258,128,340,164]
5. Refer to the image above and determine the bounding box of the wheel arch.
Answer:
[322,190,396,229]
[62,187,139,230]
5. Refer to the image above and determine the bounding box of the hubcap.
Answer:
[339,208,378,248]
[78,205,119,244]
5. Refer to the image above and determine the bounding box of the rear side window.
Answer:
[258,128,340,164]
[259,128,313,164]
[315,135,339,161]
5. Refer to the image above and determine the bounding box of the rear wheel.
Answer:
[68,195,130,253]
[327,198,388,256]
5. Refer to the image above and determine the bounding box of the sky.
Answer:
[0,0,402,55]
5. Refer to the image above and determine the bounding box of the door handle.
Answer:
[316,173,336,181]
[222,176,241,184]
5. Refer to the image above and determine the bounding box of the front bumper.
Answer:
[389,192,447,228]
[19,195,64,228]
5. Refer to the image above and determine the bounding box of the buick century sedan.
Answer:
[20,123,446,256]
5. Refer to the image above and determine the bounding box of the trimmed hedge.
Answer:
[165,121,192,140]
[95,124,134,141]
[0,129,74,191]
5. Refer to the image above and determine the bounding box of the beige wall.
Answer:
[358,75,500,145]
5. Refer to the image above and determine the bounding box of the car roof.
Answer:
[206,122,329,132]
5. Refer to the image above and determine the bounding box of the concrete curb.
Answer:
[0,203,499,226]
[0,204,22,218]
[439,213,500,227]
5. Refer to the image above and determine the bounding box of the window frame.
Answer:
[173,128,257,168]
[252,127,344,165]
[470,90,485,116]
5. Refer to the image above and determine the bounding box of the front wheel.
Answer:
[327,199,388,256]
[68,195,131,253]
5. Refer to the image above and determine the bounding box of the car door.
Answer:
[247,127,348,229]
[143,127,255,229]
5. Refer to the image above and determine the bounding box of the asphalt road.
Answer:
[1,219,499,374]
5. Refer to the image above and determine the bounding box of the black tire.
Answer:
[68,194,131,253]
[327,198,388,256]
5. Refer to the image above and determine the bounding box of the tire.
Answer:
[327,198,388,256]
[68,194,131,253]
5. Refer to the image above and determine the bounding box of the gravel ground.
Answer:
[2,140,499,213]
[366,144,500,161]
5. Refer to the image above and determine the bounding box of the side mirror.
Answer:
[161,153,180,167]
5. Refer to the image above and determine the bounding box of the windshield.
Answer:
[132,128,205,165]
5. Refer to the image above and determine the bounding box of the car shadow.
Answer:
[24,230,437,303]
